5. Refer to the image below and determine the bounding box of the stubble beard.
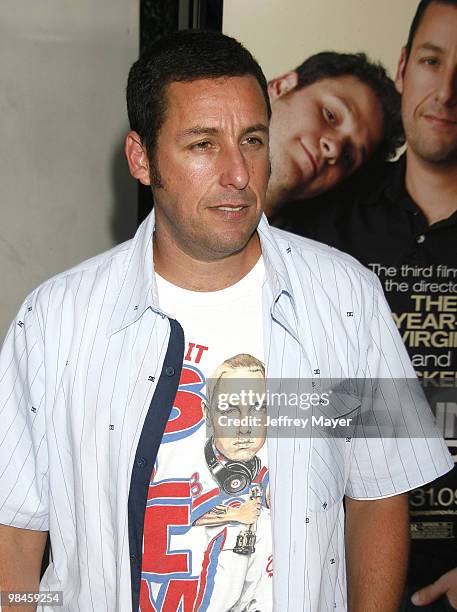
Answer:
[155,206,261,264]
[149,162,164,189]
[406,118,457,165]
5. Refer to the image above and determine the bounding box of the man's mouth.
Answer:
[235,439,253,447]
[422,113,457,127]
[217,206,244,212]
[208,203,252,218]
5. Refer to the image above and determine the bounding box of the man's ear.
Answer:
[124,131,151,186]
[268,71,299,101]
[395,47,407,95]
[202,400,211,425]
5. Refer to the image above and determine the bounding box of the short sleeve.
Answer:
[347,276,453,499]
[0,297,49,530]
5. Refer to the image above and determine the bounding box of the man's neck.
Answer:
[405,150,457,225]
[153,231,262,292]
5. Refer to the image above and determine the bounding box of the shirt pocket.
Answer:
[307,390,361,513]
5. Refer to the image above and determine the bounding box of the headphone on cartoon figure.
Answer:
[204,438,261,495]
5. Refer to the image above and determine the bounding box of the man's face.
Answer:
[268,75,384,202]
[396,2,457,164]
[208,367,266,462]
[147,76,270,261]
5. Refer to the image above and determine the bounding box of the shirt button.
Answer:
[416,234,426,244]
[136,457,147,468]
[130,553,136,562]
[165,366,175,377]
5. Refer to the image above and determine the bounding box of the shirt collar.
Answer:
[384,154,457,227]
[257,216,301,343]
[108,211,297,337]
[108,211,159,336]
[257,215,295,298]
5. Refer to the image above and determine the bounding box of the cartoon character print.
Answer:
[140,354,272,612]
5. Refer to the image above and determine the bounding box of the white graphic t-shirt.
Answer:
[139,257,272,612]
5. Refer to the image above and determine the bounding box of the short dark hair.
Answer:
[127,29,270,163]
[291,51,404,163]
[405,0,457,59]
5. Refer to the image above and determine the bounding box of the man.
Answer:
[0,30,452,612]
[292,1,457,609]
[186,355,270,611]
[264,51,404,220]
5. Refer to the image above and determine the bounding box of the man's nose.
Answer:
[219,146,250,189]
[320,135,343,165]
[436,67,457,107]
[238,420,252,436]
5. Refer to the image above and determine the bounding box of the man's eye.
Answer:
[421,56,440,67]
[251,403,267,413]
[324,108,337,124]
[223,405,240,414]
[244,136,263,146]
[192,141,212,150]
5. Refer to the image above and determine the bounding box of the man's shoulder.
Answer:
[271,160,403,249]
[26,238,132,308]
[269,226,378,286]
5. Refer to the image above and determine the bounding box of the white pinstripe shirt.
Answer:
[0,212,452,611]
